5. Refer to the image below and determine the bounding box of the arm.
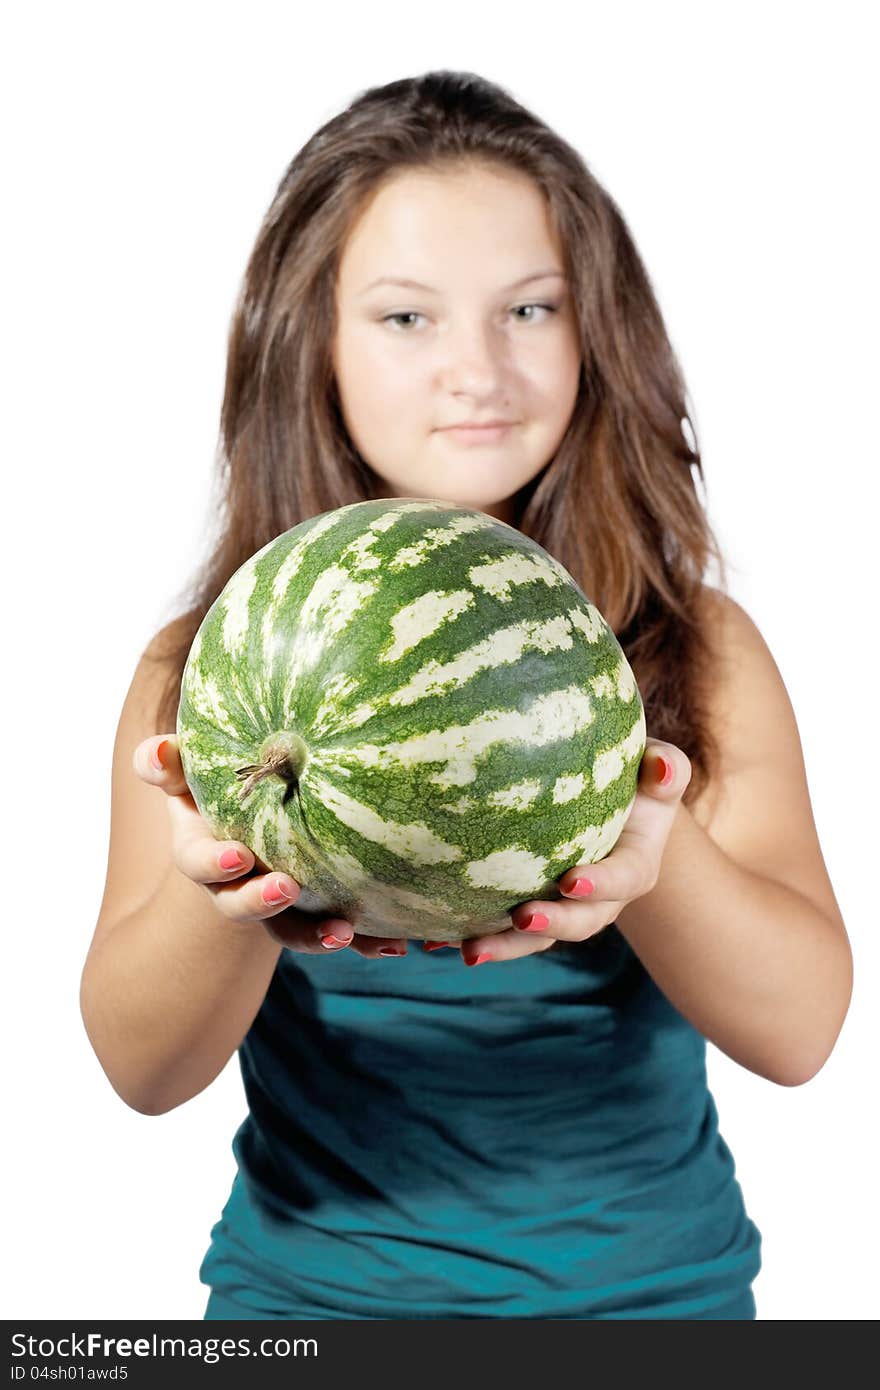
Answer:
[616,592,853,1087]
[80,640,283,1116]
[82,629,407,1116]
[470,590,853,1086]
[615,799,851,1086]
[81,869,283,1117]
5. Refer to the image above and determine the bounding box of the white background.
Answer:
[3,0,877,1321]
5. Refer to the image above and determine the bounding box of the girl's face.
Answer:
[331,164,583,524]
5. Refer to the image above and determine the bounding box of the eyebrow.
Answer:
[358,269,567,297]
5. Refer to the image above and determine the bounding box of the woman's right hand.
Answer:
[132,734,416,959]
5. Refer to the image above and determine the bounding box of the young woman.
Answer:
[80,70,852,1321]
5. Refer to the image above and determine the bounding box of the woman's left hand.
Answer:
[436,739,692,966]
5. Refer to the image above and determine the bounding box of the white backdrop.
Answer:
[3,0,876,1322]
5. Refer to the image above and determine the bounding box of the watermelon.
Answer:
[176,499,646,941]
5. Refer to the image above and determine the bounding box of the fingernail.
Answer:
[656,756,674,786]
[465,952,492,967]
[567,878,595,897]
[219,849,245,870]
[262,878,293,904]
[379,944,407,956]
[515,911,550,932]
[321,932,351,949]
[423,940,453,951]
[150,739,169,770]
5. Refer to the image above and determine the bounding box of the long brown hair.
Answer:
[148,69,729,807]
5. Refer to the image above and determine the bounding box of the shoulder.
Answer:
[142,611,197,664]
[686,589,789,834]
[697,584,766,670]
[139,610,200,691]
[124,611,198,733]
[695,585,790,778]
[690,586,845,928]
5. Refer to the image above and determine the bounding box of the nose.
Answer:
[438,315,509,393]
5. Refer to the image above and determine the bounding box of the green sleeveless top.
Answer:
[199,926,761,1319]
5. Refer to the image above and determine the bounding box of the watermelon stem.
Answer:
[234,731,309,803]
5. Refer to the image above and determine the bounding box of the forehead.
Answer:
[335,165,563,289]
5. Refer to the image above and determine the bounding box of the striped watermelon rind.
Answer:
[176,499,646,940]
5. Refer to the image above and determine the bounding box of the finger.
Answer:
[135,733,420,955]
[460,930,556,966]
[558,835,661,904]
[207,877,406,965]
[260,913,406,959]
[638,740,692,800]
[532,745,693,918]
[154,782,258,884]
[262,912,356,953]
[616,761,691,861]
[347,933,409,959]
[134,737,260,885]
[507,891,624,942]
[209,870,303,925]
[169,816,258,885]
[133,735,190,797]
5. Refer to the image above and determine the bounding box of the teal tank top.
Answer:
[199,926,762,1320]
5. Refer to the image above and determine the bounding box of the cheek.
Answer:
[340,331,420,418]
[537,352,581,437]
[514,324,579,395]
[540,331,581,391]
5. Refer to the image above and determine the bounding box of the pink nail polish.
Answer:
[517,911,550,932]
[321,933,351,949]
[379,945,407,956]
[656,756,674,786]
[465,952,492,967]
[219,849,244,870]
[262,878,292,904]
[568,878,595,897]
[150,739,168,770]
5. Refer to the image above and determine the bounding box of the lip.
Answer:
[439,422,516,444]
[441,419,515,429]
